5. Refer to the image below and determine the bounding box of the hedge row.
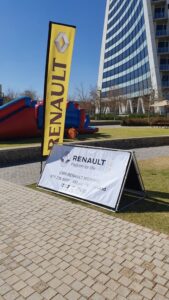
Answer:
[122,118,149,126]
[122,117,169,126]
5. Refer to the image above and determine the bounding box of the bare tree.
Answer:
[2,89,19,104]
[5,89,19,100]
[75,83,89,102]
[78,101,95,116]
[89,85,98,116]
[21,89,38,100]
[106,88,115,114]
[106,86,124,115]
[89,85,98,102]
[3,88,40,105]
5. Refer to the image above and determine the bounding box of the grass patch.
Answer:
[0,127,169,148]
[75,127,169,141]
[116,156,169,234]
[29,156,169,235]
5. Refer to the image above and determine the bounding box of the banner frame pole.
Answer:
[115,152,146,212]
[115,153,133,212]
[41,21,52,160]
[132,151,145,192]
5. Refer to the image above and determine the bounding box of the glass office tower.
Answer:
[98,0,169,114]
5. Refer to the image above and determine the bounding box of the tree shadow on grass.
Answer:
[119,190,169,213]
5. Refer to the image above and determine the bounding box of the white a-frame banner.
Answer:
[38,144,145,211]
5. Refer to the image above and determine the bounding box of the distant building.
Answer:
[98,0,169,114]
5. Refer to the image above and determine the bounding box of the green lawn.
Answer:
[118,157,169,234]
[76,127,169,141]
[31,156,169,235]
[0,127,169,148]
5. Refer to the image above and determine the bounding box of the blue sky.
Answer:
[0,0,106,99]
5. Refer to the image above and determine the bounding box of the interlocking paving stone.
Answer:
[0,148,169,300]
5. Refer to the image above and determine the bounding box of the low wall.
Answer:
[0,145,41,166]
[79,135,169,149]
[0,135,169,165]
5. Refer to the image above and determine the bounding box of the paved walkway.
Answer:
[133,145,169,161]
[0,146,169,299]
[0,146,169,186]
[0,178,169,300]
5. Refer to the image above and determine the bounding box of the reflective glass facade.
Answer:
[99,0,152,99]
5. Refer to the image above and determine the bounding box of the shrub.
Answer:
[127,114,146,119]
[151,117,169,126]
[122,115,169,126]
[91,114,129,120]
[122,118,149,126]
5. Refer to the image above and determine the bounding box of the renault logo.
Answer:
[61,152,71,164]
[55,32,69,53]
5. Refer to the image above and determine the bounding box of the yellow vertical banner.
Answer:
[42,22,76,156]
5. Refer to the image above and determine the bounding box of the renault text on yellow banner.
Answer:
[42,22,76,156]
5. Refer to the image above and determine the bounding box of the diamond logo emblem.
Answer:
[55,32,69,53]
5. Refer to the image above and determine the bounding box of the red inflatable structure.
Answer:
[0,97,42,139]
[0,97,98,140]
[65,101,98,137]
